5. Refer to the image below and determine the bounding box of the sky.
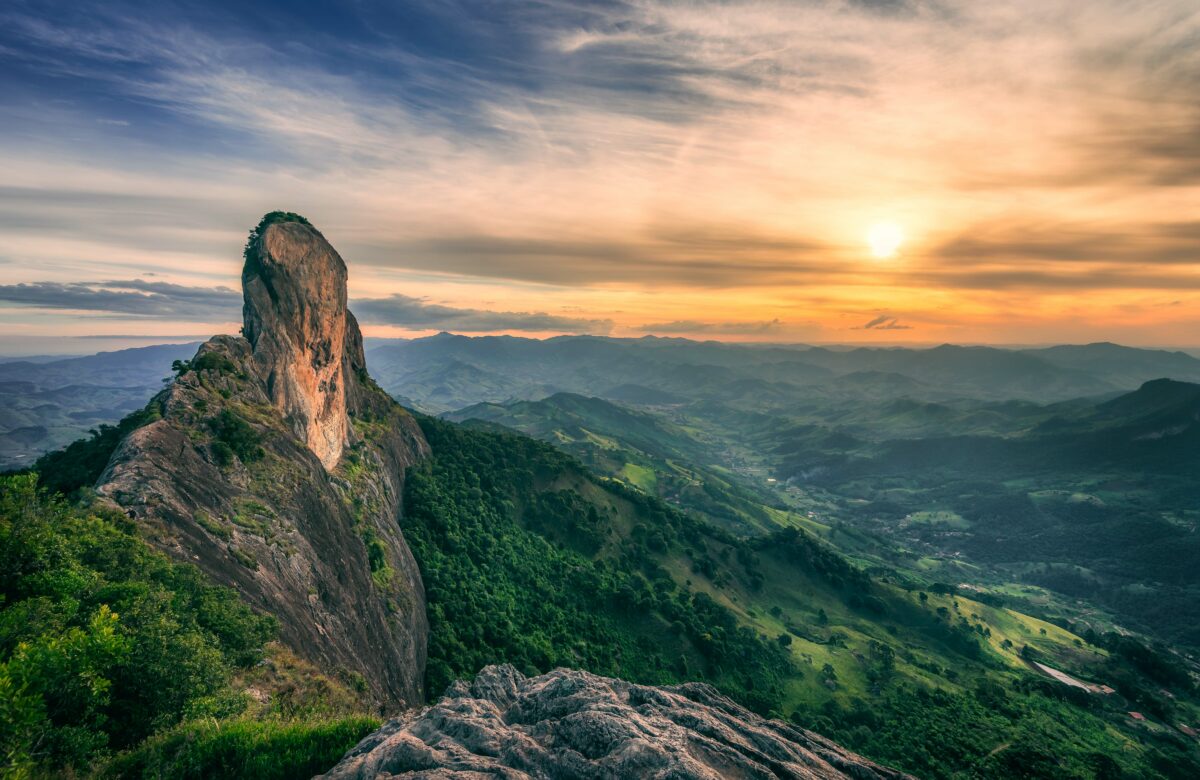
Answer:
[0,0,1198,354]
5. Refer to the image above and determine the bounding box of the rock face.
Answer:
[96,214,430,708]
[321,665,912,780]
[243,220,352,469]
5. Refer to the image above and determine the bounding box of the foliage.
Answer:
[32,404,161,497]
[0,475,276,775]
[243,211,314,269]
[403,416,793,714]
[100,715,378,780]
[171,352,238,378]
[801,681,1200,780]
[210,410,264,466]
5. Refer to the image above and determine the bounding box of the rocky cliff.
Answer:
[321,665,912,779]
[242,218,353,469]
[96,213,429,708]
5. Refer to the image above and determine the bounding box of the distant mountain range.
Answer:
[366,334,1200,413]
[4,334,1200,469]
[0,342,199,467]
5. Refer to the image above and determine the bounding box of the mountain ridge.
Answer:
[91,213,431,708]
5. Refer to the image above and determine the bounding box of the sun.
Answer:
[867,221,904,259]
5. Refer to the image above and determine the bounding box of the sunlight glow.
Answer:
[867,222,904,259]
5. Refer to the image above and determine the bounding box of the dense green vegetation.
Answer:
[403,416,793,712]
[401,416,1200,778]
[30,403,162,497]
[99,715,378,780]
[0,475,370,779]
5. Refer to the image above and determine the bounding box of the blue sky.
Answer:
[1,0,1199,353]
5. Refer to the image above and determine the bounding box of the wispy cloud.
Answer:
[0,278,614,334]
[856,314,911,330]
[0,280,241,319]
[1,0,1199,346]
[637,318,785,335]
[350,293,612,334]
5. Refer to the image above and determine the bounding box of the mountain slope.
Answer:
[446,392,781,533]
[398,414,1200,779]
[85,214,431,708]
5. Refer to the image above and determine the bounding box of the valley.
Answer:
[7,312,1200,777]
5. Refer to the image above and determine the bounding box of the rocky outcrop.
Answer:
[96,214,429,708]
[243,220,352,469]
[321,665,912,779]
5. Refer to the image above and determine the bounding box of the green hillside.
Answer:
[400,416,1200,779]
[447,392,783,533]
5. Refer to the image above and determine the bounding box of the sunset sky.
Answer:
[1,0,1198,354]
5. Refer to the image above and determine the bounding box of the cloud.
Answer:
[637,318,785,335]
[2,0,1200,347]
[349,293,613,334]
[360,227,836,287]
[0,279,615,334]
[931,220,1200,266]
[856,314,911,330]
[0,279,241,319]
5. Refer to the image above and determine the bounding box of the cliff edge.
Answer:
[321,665,913,779]
[96,213,430,708]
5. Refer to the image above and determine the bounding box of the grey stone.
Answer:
[96,217,429,708]
[321,665,913,779]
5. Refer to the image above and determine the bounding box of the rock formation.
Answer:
[96,213,429,708]
[242,219,352,469]
[321,665,912,779]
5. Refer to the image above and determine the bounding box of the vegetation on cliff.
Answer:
[0,474,377,778]
[402,416,794,713]
[400,417,1200,779]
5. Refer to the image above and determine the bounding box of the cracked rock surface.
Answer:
[96,216,430,708]
[321,665,912,779]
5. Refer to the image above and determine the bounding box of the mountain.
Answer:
[0,342,199,468]
[322,665,910,779]
[0,342,200,387]
[1028,342,1200,388]
[1090,377,1200,428]
[446,392,782,533]
[8,335,1191,472]
[83,214,431,707]
[366,334,1200,415]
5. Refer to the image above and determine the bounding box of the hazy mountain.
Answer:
[365,335,1200,415]
[0,342,199,468]
[1028,342,1200,387]
[0,342,200,387]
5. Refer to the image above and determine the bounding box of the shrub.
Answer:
[100,715,378,780]
[0,476,276,774]
[211,410,264,465]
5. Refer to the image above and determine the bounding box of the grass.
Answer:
[618,462,657,491]
[906,510,970,529]
[101,715,379,780]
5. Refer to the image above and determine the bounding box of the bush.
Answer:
[0,475,276,774]
[211,410,264,465]
[101,715,378,780]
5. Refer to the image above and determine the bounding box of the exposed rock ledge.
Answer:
[321,665,912,779]
[96,214,429,708]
